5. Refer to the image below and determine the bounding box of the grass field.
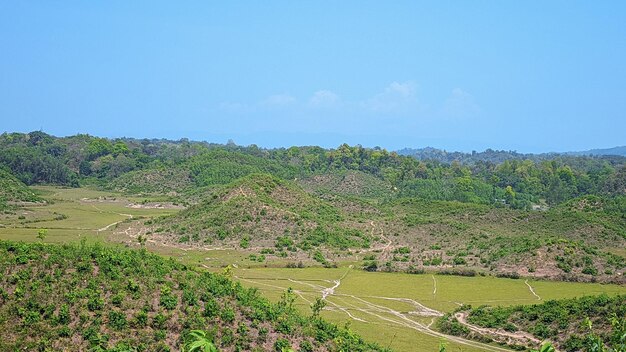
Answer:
[0,186,178,243]
[231,267,626,352]
[1,186,625,352]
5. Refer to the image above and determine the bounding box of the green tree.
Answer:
[36,228,48,241]
[311,297,326,318]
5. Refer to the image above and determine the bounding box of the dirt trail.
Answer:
[432,275,437,299]
[455,311,541,346]
[322,266,351,299]
[92,205,134,232]
[368,221,392,259]
[525,280,541,300]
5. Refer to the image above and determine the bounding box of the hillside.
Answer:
[153,174,371,252]
[0,168,42,205]
[438,294,626,351]
[0,240,388,352]
[3,132,626,211]
[298,170,396,201]
[109,167,193,195]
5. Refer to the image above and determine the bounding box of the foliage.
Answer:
[0,240,389,352]
[441,294,626,351]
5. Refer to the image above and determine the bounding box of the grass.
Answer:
[232,267,626,352]
[0,186,178,244]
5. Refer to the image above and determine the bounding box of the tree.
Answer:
[36,228,48,241]
[504,185,516,205]
[184,330,218,352]
[311,297,326,318]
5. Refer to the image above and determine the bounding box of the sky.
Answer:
[1,1,625,153]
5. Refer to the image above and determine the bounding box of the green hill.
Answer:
[109,167,193,195]
[298,170,395,201]
[0,240,388,352]
[0,168,42,205]
[154,173,371,251]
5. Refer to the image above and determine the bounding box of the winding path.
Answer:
[525,280,541,300]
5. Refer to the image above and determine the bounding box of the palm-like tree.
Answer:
[184,330,218,352]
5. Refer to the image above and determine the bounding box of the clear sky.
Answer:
[1,1,625,152]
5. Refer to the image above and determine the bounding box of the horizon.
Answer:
[1,2,625,153]
[2,128,624,155]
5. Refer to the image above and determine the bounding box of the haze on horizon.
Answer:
[1,1,625,153]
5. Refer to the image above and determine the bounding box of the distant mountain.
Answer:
[396,147,556,163]
[565,146,626,157]
[397,146,626,163]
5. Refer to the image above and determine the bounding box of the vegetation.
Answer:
[0,240,388,351]
[439,294,626,351]
[1,131,626,351]
[155,173,371,251]
[0,167,42,206]
[2,132,625,211]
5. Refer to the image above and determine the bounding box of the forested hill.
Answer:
[1,131,625,210]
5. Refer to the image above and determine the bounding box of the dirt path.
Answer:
[455,311,541,346]
[525,280,541,300]
[322,266,351,299]
[368,221,392,259]
[92,205,134,232]
[432,275,437,299]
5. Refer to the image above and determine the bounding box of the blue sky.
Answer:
[1,1,625,152]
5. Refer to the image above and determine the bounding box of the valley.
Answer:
[1,183,624,351]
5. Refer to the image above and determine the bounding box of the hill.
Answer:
[108,167,193,195]
[397,146,626,164]
[298,170,395,201]
[0,240,388,352]
[153,174,371,252]
[0,168,42,205]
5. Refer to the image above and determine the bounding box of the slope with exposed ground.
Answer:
[0,240,389,352]
[344,197,626,283]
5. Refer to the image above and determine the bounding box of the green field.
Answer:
[230,267,626,352]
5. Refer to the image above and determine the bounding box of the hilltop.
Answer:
[153,173,370,253]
